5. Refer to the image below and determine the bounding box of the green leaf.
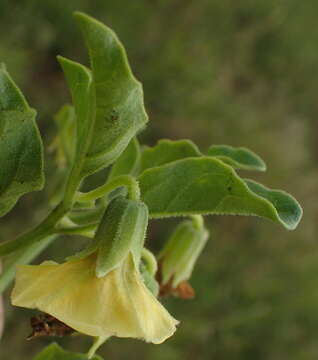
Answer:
[51,104,76,168]
[0,67,44,216]
[57,56,95,170]
[73,12,148,176]
[138,157,302,230]
[244,179,302,231]
[33,343,103,360]
[140,139,201,173]
[208,145,266,171]
[108,137,141,180]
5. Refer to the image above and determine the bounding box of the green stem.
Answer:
[191,215,204,230]
[69,207,104,225]
[62,79,96,206]
[56,223,97,237]
[77,175,140,202]
[87,336,109,359]
[0,203,67,256]
[0,71,95,258]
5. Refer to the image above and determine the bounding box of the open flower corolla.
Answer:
[11,196,178,352]
[11,253,178,344]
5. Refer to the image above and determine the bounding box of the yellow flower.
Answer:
[11,253,178,345]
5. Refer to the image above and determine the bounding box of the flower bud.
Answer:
[158,216,209,299]
[67,195,148,277]
[95,195,148,277]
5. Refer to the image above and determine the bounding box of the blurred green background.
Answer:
[0,0,317,359]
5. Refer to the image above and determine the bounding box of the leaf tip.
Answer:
[258,161,267,172]
[56,54,65,65]
[56,55,73,69]
[73,11,105,30]
[73,10,89,22]
[244,178,303,230]
[285,200,303,231]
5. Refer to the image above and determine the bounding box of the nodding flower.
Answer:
[11,196,178,358]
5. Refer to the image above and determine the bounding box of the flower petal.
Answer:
[11,254,178,343]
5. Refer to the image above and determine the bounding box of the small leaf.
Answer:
[208,145,266,171]
[51,104,76,168]
[57,56,95,171]
[140,139,201,173]
[108,137,141,180]
[139,157,302,230]
[33,343,103,360]
[74,12,148,176]
[0,67,44,216]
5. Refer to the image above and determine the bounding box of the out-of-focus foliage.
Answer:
[33,343,103,360]
[0,0,316,359]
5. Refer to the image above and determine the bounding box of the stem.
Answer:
[69,207,104,225]
[0,73,95,258]
[0,203,66,256]
[56,223,97,237]
[191,215,204,230]
[77,175,141,202]
[87,336,109,359]
[62,83,96,207]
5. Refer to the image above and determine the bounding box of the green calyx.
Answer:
[71,196,149,278]
[159,215,209,288]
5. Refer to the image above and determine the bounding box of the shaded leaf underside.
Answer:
[139,157,302,230]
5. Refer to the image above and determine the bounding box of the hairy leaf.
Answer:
[33,343,103,360]
[73,12,148,176]
[208,145,266,171]
[0,66,44,216]
[244,179,302,230]
[57,56,94,170]
[140,139,201,173]
[139,157,302,230]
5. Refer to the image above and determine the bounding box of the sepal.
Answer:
[158,216,208,298]
[95,196,149,277]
